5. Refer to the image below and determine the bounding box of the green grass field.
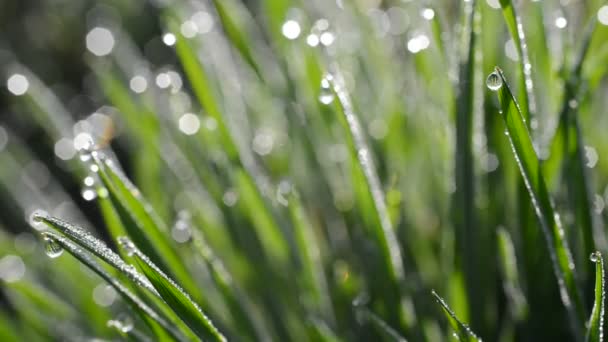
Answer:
[1,0,608,340]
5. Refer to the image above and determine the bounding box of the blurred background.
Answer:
[0,0,608,340]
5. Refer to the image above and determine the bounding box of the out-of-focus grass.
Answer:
[1,0,608,341]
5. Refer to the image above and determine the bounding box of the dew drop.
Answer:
[590,251,601,263]
[28,209,47,230]
[117,236,136,256]
[43,236,63,258]
[486,72,503,91]
[84,176,95,186]
[82,188,97,201]
[117,313,134,333]
[319,75,334,105]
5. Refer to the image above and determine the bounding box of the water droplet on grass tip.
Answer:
[486,72,502,91]
[29,209,47,230]
[590,252,601,263]
[43,236,63,258]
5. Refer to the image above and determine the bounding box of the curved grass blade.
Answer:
[190,228,265,341]
[39,231,185,342]
[431,290,481,342]
[491,67,585,338]
[118,237,226,342]
[586,252,605,342]
[32,214,156,294]
[543,12,605,287]
[91,152,199,296]
[328,67,406,306]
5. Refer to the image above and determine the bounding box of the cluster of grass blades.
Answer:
[1,0,608,340]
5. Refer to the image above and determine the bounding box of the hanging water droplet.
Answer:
[28,209,47,230]
[90,164,99,173]
[43,236,63,258]
[116,313,134,333]
[319,75,334,105]
[590,251,601,263]
[486,72,503,91]
[107,313,134,333]
[117,236,136,256]
[82,188,97,201]
[84,176,95,186]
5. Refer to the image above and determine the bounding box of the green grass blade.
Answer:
[39,231,185,342]
[329,68,405,287]
[190,229,265,341]
[91,152,199,296]
[32,214,157,295]
[498,0,536,120]
[355,306,407,342]
[452,0,480,327]
[586,251,605,342]
[118,237,226,342]
[431,290,481,342]
[491,67,585,338]
[497,228,527,321]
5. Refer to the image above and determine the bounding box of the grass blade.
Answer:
[498,0,536,120]
[90,152,200,296]
[586,251,605,342]
[328,68,408,327]
[490,67,585,338]
[32,214,156,294]
[39,231,185,342]
[118,237,226,342]
[431,290,481,342]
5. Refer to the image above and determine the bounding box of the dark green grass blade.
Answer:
[586,252,605,342]
[40,231,184,342]
[190,229,265,341]
[355,306,407,342]
[328,68,408,327]
[452,0,481,328]
[119,237,226,342]
[491,67,585,338]
[498,0,536,120]
[431,290,481,342]
[543,12,605,287]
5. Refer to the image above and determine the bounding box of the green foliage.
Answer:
[1,0,608,341]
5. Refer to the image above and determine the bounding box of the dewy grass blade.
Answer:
[91,152,200,297]
[586,252,605,342]
[32,214,157,295]
[431,290,481,342]
[328,68,407,319]
[118,237,226,342]
[498,0,536,120]
[490,67,585,338]
[543,12,605,284]
[190,229,265,341]
[39,231,185,342]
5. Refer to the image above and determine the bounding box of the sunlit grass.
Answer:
[1,0,608,341]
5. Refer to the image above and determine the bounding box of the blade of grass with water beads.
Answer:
[119,237,226,342]
[431,290,481,342]
[491,67,585,338]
